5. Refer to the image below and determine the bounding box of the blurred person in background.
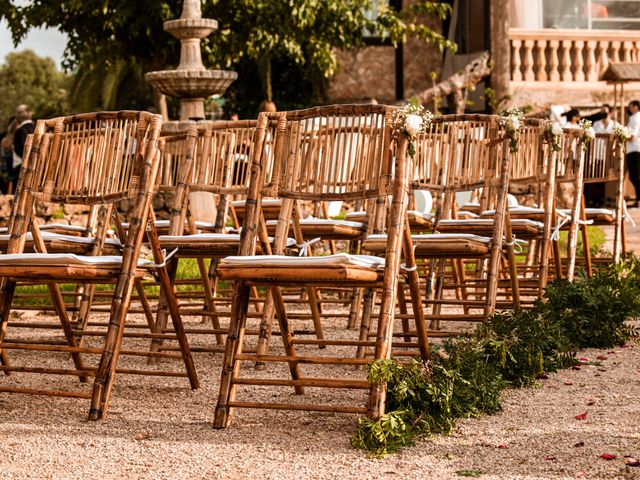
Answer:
[0,116,16,194]
[593,104,618,133]
[12,104,35,187]
[626,100,640,207]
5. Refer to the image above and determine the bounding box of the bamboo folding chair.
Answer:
[364,114,514,335]
[213,104,429,427]
[0,111,198,420]
[561,132,626,273]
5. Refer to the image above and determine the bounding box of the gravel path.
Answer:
[2,211,640,479]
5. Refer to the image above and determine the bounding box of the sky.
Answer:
[0,19,67,69]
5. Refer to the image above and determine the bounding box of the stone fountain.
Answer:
[145,0,237,132]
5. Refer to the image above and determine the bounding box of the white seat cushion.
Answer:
[121,220,216,230]
[367,233,491,243]
[438,218,543,229]
[159,233,297,248]
[219,253,385,270]
[0,232,121,246]
[0,253,149,267]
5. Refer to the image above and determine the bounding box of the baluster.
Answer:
[549,39,560,82]
[523,40,535,81]
[598,40,610,75]
[611,40,622,63]
[536,39,548,81]
[560,40,572,82]
[573,40,585,82]
[623,41,634,62]
[585,40,597,82]
[512,39,523,81]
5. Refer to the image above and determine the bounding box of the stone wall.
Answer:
[327,11,444,104]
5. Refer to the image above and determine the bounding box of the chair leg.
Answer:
[346,287,364,331]
[396,286,411,344]
[270,286,304,392]
[214,282,255,429]
[255,289,276,370]
[356,288,376,360]
[150,258,179,354]
[305,286,325,348]
[197,257,223,344]
[47,283,88,382]
[0,279,17,375]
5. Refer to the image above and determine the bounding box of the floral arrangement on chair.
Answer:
[614,124,632,142]
[498,107,524,153]
[579,119,596,144]
[391,98,434,157]
[544,121,563,153]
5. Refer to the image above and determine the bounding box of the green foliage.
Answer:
[354,256,640,457]
[479,307,574,387]
[544,269,640,349]
[0,1,455,114]
[0,50,69,128]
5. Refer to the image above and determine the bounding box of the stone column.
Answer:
[489,0,511,110]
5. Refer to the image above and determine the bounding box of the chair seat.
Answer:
[436,218,544,237]
[0,232,122,254]
[266,218,365,240]
[363,233,492,257]
[559,208,616,225]
[233,199,282,221]
[121,219,217,235]
[159,233,297,257]
[217,253,384,283]
[38,223,92,237]
[461,202,481,214]
[346,210,434,229]
[0,253,151,280]
[481,206,542,219]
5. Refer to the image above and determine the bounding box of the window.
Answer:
[542,0,640,30]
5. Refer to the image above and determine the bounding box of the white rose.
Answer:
[405,114,423,137]
[584,127,595,139]
[551,122,563,136]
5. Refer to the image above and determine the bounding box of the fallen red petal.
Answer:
[596,355,608,360]
[497,444,508,449]
[607,351,616,355]
[575,411,588,420]
[624,457,640,467]
[579,357,590,362]
[600,453,617,460]
[564,381,573,385]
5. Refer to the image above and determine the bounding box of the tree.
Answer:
[0,1,455,114]
[0,50,69,129]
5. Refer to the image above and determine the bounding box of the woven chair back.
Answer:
[27,111,161,205]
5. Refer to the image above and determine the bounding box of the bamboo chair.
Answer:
[364,114,514,335]
[560,132,626,273]
[213,104,428,427]
[0,111,198,420]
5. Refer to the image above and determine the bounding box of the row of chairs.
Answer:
[0,105,627,427]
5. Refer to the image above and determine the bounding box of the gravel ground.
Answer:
[1,210,640,479]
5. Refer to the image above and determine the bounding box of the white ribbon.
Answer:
[503,236,526,254]
[550,217,570,241]
[400,244,419,272]
[297,237,322,256]
[147,247,179,268]
[623,202,637,227]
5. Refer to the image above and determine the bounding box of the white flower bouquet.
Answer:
[544,121,563,152]
[498,107,525,153]
[391,98,434,157]
[579,119,596,144]
[614,125,632,142]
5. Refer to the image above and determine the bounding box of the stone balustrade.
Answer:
[510,28,640,86]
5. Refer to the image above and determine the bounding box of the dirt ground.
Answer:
[1,209,640,479]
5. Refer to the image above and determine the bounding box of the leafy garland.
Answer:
[391,98,434,158]
[353,256,640,457]
[498,107,525,153]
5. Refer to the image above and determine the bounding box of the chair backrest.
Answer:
[412,114,512,220]
[583,132,621,184]
[238,104,399,255]
[159,120,279,236]
[9,111,163,255]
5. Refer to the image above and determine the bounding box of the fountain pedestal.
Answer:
[144,0,237,131]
